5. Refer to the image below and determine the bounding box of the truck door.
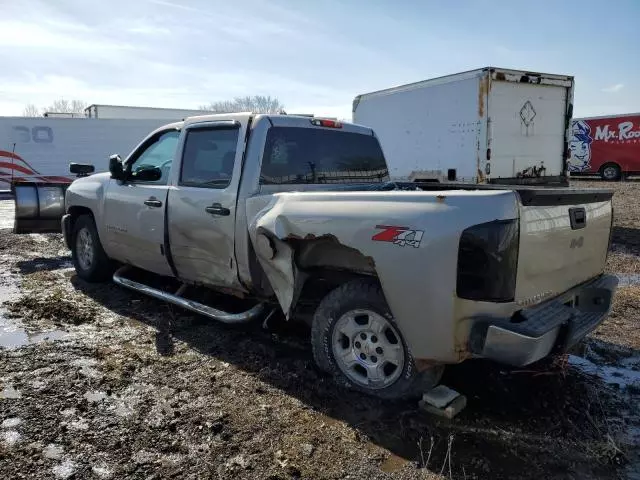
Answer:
[489,80,569,180]
[102,128,179,277]
[167,120,247,290]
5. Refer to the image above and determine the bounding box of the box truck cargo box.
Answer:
[353,67,574,185]
[0,117,173,190]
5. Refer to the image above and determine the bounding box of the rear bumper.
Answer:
[61,214,72,249]
[469,274,618,366]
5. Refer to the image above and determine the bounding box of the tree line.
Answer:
[23,96,285,117]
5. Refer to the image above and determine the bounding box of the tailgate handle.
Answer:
[569,207,586,230]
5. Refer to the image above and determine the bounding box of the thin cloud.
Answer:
[602,83,624,93]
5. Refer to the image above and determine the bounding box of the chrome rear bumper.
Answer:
[469,274,618,366]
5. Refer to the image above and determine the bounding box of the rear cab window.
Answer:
[260,126,389,184]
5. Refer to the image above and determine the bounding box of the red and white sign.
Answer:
[568,114,640,175]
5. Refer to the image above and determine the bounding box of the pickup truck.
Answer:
[13,113,618,400]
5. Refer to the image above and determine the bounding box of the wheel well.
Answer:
[67,206,94,230]
[600,162,621,172]
[290,238,379,320]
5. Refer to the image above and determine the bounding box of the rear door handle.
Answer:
[205,203,230,216]
[144,198,163,208]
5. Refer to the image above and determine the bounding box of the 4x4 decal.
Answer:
[372,225,424,248]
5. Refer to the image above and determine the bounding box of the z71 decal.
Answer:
[372,225,424,248]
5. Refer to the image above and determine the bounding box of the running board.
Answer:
[113,266,264,324]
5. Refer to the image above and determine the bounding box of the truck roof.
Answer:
[149,113,374,136]
[353,66,574,103]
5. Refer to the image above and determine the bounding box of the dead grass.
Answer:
[6,286,99,326]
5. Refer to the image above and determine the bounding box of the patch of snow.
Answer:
[52,459,77,479]
[569,355,640,390]
[1,417,21,428]
[0,385,22,399]
[3,430,20,445]
[69,418,89,431]
[84,391,107,403]
[92,465,112,478]
[43,443,64,460]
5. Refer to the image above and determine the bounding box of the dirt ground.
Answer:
[0,182,639,479]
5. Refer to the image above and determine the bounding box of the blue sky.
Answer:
[1,0,639,119]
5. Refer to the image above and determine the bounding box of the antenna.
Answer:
[11,143,16,185]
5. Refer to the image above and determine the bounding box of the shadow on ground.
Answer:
[70,274,632,479]
[612,226,640,251]
[15,256,72,274]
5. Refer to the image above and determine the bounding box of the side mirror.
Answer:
[69,163,95,177]
[109,154,124,180]
[132,165,162,182]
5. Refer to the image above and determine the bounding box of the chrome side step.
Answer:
[113,266,264,324]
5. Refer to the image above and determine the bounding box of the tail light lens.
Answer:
[457,219,519,302]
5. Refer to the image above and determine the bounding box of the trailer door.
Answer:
[489,81,568,180]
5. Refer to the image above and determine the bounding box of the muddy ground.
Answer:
[0,182,639,479]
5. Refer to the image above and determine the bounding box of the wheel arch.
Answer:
[253,230,381,319]
[599,162,622,180]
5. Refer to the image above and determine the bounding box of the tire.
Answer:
[71,214,113,282]
[600,163,622,181]
[311,278,442,400]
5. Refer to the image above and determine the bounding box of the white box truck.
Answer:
[353,67,574,184]
[0,117,174,191]
[84,104,211,120]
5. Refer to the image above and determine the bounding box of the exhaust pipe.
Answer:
[113,266,264,324]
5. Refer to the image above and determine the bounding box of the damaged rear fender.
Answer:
[247,198,376,318]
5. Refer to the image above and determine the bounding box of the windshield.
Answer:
[260,126,389,184]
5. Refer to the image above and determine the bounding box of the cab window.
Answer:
[128,130,180,184]
[179,127,240,188]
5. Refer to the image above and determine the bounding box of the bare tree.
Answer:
[200,95,284,114]
[22,104,41,117]
[44,99,88,114]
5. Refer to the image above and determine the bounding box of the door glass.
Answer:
[179,127,240,188]
[130,130,180,184]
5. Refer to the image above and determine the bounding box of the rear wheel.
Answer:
[311,278,442,400]
[71,215,113,282]
[600,163,622,181]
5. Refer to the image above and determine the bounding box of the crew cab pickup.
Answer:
[14,113,618,399]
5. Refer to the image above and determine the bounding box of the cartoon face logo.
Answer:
[568,120,593,172]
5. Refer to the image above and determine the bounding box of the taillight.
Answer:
[310,118,342,128]
[457,219,519,302]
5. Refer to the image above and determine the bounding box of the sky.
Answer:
[1,0,639,119]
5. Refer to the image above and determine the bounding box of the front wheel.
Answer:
[311,278,442,400]
[71,215,113,282]
[600,163,622,181]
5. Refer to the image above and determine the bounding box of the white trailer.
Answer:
[0,117,172,190]
[353,67,574,184]
[84,104,210,120]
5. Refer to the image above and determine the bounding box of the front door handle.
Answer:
[205,203,230,216]
[144,198,163,208]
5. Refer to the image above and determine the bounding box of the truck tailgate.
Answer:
[515,189,613,304]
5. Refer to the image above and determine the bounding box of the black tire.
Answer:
[600,163,622,181]
[311,278,442,400]
[71,214,113,282]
